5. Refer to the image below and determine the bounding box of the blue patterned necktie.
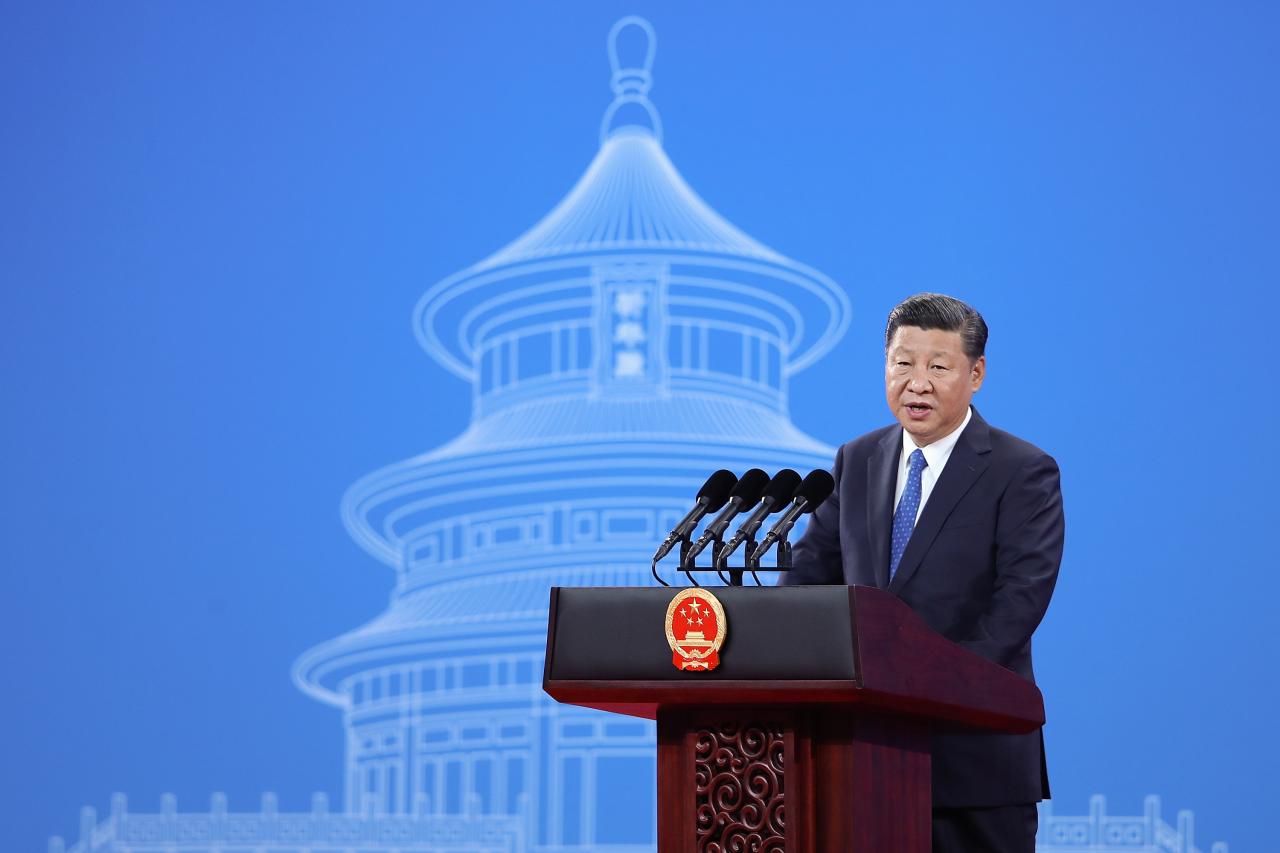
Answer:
[889,448,927,582]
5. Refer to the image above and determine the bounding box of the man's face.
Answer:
[885,325,985,447]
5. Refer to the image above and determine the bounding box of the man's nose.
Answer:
[907,369,931,393]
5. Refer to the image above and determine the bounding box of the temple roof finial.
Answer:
[601,16,662,145]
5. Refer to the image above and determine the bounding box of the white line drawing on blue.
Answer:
[46,793,1226,853]
[298,17,845,846]
[1036,796,1226,853]
[48,15,1227,853]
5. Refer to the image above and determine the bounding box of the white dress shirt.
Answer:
[893,406,973,524]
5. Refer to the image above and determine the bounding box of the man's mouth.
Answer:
[905,402,932,420]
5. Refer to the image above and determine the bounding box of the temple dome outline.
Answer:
[412,19,849,386]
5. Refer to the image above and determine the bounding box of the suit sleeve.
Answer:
[781,446,846,585]
[962,452,1065,667]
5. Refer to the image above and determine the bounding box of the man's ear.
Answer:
[970,355,986,391]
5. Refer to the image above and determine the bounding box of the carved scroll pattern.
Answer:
[694,723,786,852]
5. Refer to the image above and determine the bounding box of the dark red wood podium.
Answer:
[543,585,1043,853]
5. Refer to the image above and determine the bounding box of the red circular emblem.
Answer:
[665,588,728,671]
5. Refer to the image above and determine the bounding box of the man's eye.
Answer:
[931,365,949,372]
[896,361,910,367]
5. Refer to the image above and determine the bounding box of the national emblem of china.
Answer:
[665,588,728,671]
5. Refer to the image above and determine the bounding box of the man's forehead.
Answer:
[887,328,966,353]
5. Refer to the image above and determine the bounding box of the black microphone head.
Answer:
[728,468,771,505]
[761,469,802,511]
[795,469,836,513]
[697,469,739,512]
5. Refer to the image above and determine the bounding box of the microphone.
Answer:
[683,468,771,565]
[651,469,739,564]
[716,468,802,568]
[748,469,836,564]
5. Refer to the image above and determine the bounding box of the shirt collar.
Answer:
[901,406,972,470]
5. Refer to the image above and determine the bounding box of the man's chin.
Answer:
[897,416,938,445]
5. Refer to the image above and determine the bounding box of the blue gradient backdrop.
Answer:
[3,2,1276,850]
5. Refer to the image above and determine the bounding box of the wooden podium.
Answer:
[543,585,1043,852]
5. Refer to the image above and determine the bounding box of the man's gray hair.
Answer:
[885,293,988,362]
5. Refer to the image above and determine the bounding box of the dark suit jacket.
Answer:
[785,408,1064,808]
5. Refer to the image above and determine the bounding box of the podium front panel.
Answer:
[547,585,857,681]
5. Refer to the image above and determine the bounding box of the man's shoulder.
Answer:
[984,421,1057,464]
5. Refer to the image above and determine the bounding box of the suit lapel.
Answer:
[866,428,900,589]
[887,413,993,595]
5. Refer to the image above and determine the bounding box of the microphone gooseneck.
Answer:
[716,469,802,569]
[683,468,771,565]
[650,469,738,564]
[748,469,836,565]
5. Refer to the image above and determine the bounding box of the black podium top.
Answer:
[548,585,858,681]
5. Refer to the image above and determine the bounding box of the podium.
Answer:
[543,584,1043,852]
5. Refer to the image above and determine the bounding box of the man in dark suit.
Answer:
[785,293,1064,853]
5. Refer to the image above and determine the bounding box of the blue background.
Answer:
[3,2,1276,849]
